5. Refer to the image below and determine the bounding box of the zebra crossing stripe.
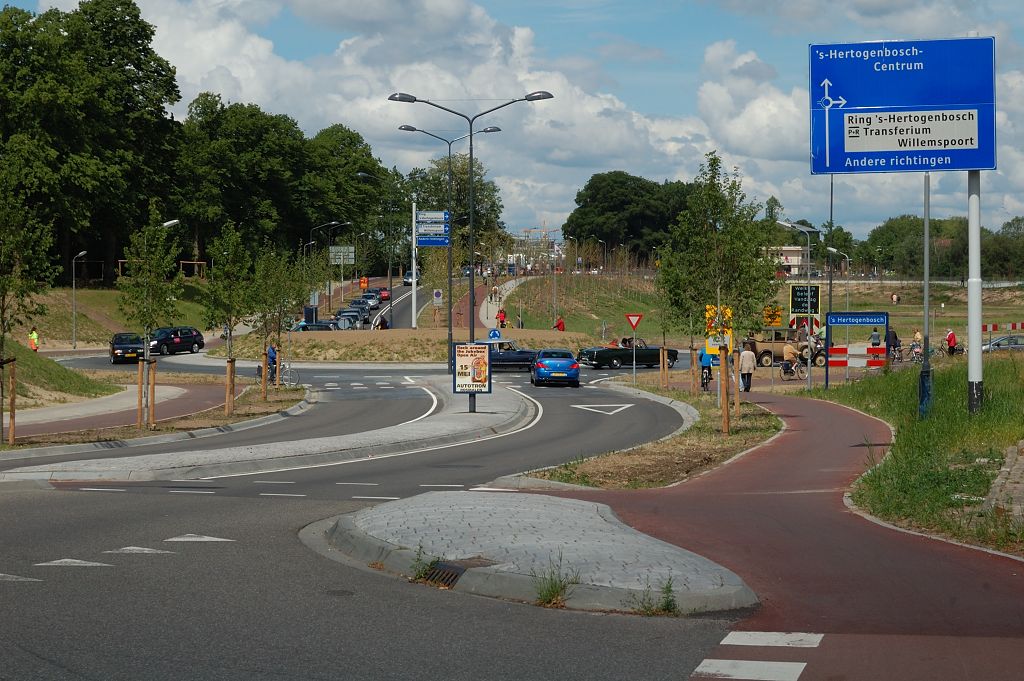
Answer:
[692,659,806,681]
[721,631,823,647]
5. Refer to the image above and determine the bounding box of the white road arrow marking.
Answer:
[34,559,114,567]
[570,404,634,415]
[0,573,43,582]
[103,547,175,554]
[163,534,235,542]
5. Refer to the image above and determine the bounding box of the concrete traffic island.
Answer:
[324,491,758,614]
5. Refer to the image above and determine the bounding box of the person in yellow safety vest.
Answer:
[28,326,39,352]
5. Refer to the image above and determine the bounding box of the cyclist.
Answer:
[887,327,902,362]
[698,346,713,391]
[267,342,278,382]
[782,342,799,376]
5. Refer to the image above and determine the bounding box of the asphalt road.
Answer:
[0,369,735,681]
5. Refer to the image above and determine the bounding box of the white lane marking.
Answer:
[103,547,175,554]
[253,480,295,484]
[79,488,125,492]
[324,382,339,387]
[203,386,535,479]
[168,490,216,494]
[259,493,307,498]
[468,487,516,492]
[325,387,340,390]
[350,382,365,386]
[0,573,42,582]
[570,404,634,415]
[365,375,393,378]
[34,559,113,567]
[164,534,234,542]
[335,482,379,486]
[419,484,464,488]
[691,659,806,681]
[352,496,401,500]
[353,386,369,390]
[721,632,823,648]
[312,375,342,379]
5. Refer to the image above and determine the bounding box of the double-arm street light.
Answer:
[399,124,501,373]
[778,220,818,391]
[72,250,88,349]
[311,220,350,312]
[390,89,554,412]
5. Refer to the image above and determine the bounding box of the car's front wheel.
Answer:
[609,357,623,369]
[109,354,116,364]
[190,342,199,353]
[666,357,676,368]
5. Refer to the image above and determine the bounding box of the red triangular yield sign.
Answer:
[625,313,643,330]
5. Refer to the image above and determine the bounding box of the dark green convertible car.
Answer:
[577,338,678,369]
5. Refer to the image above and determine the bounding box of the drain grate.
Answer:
[422,562,466,588]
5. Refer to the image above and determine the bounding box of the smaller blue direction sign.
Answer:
[827,312,889,327]
[417,235,450,247]
[809,37,995,174]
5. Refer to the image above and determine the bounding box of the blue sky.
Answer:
[9,1,1024,239]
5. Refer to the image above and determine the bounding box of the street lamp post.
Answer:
[778,220,818,391]
[311,221,342,313]
[827,246,851,383]
[399,125,500,373]
[598,239,607,274]
[72,250,87,349]
[390,89,553,412]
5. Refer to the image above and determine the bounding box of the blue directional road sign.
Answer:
[416,235,450,247]
[809,37,995,174]
[415,209,451,247]
[827,311,889,327]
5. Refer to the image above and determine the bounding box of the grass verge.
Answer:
[1,341,119,403]
[9,386,304,448]
[822,354,1024,554]
[531,385,781,489]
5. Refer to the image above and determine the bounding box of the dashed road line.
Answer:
[352,496,400,501]
[691,659,806,681]
[79,488,125,492]
[335,482,379,486]
[164,534,234,542]
[419,484,464,488]
[103,547,175,554]
[259,493,307,498]
[253,480,295,484]
[168,490,216,494]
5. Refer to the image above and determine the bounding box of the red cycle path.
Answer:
[544,392,1024,678]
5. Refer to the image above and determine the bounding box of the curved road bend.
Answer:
[546,393,1024,680]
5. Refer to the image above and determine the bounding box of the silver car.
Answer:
[981,335,1024,352]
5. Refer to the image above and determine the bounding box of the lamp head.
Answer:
[162,219,180,228]
[398,124,418,132]
[826,246,838,254]
[524,91,554,101]
[389,92,417,103]
[75,250,88,259]
[480,126,502,133]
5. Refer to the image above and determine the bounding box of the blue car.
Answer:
[530,348,581,387]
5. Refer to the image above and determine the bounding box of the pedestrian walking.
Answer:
[28,326,39,352]
[496,307,507,328]
[553,315,565,332]
[739,342,756,392]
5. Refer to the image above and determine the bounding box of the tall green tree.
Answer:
[201,223,252,358]
[116,204,184,355]
[0,170,59,363]
[657,152,782,342]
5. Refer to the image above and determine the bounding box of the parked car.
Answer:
[577,338,677,369]
[109,332,144,364]
[530,348,581,387]
[475,339,537,371]
[149,326,205,355]
[981,335,1024,352]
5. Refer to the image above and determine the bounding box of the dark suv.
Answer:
[150,326,205,355]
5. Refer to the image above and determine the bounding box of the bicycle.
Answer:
[779,361,808,381]
[256,360,300,387]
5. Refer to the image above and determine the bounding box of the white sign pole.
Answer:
[632,329,637,389]
[411,201,417,329]
[967,170,982,412]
